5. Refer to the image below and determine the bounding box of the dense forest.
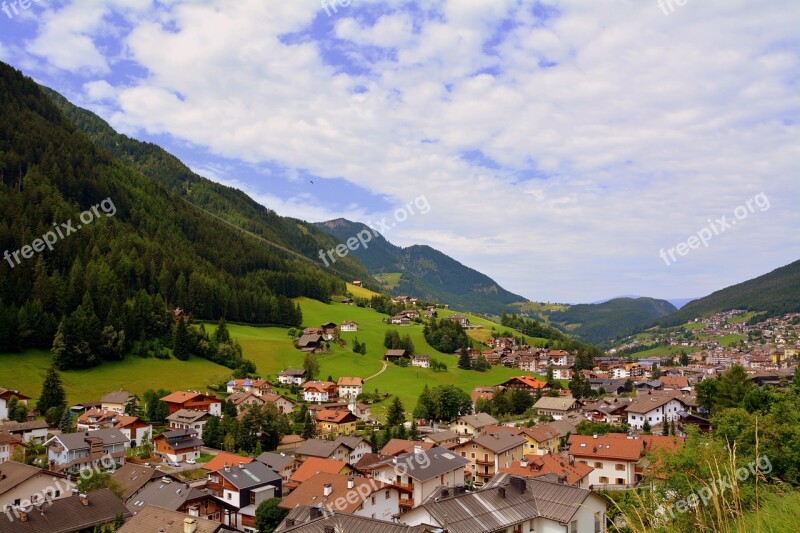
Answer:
[0,62,341,368]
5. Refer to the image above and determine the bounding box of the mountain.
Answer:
[543,297,678,345]
[316,218,526,314]
[0,61,354,363]
[655,259,800,327]
[42,88,378,292]
[667,297,696,309]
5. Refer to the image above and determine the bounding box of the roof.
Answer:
[298,334,325,347]
[202,452,253,472]
[0,461,55,497]
[296,439,341,458]
[333,435,368,450]
[502,376,548,389]
[419,476,600,532]
[0,388,30,400]
[533,396,577,411]
[384,349,407,357]
[166,409,210,423]
[276,506,422,533]
[126,477,206,512]
[255,451,295,471]
[99,390,135,404]
[519,424,560,443]
[500,454,594,485]
[280,369,307,377]
[279,473,387,514]
[49,428,129,450]
[160,391,215,404]
[0,489,131,533]
[290,458,348,483]
[315,409,357,424]
[217,461,281,490]
[336,377,363,386]
[380,439,435,457]
[626,391,688,414]
[455,412,498,428]
[117,505,232,533]
[302,381,335,392]
[659,375,691,389]
[376,446,469,482]
[0,420,48,432]
[110,462,167,499]
[470,432,527,453]
[568,434,645,461]
[423,430,459,443]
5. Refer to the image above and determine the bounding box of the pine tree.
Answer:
[409,419,420,440]
[413,385,435,421]
[202,416,221,449]
[214,317,231,344]
[386,396,406,428]
[173,316,191,361]
[38,365,67,415]
[457,348,471,370]
[58,409,74,433]
[302,410,317,439]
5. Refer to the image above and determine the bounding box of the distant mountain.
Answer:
[667,297,696,310]
[545,297,678,345]
[655,259,800,327]
[590,295,643,304]
[315,219,526,314]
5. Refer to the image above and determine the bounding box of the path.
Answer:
[364,360,389,382]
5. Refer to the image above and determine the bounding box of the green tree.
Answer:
[76,472,123,499]
[38,365,67,416]
[457,348,471,370]
[303,353,320,381]
[214,317,231,344]
[696,378,718,415]
[59,409,74,433]
[642,420,651,434]
[679,353,690,366]
[222,399,238,418]
[255,497,289,533]
[386,396,406,428]
[546,365,555,387]
[473,354,490,371]
[716,365,754,410]
[203,416,221,449]
[302,409,317,439]
[413,385,436,420]
[409,419,420,440]
[430,384,472,421]
[172,316,191,361]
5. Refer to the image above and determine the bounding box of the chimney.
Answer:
[286,519,296,526]
[324,527,335,533]
[347,478,354,489]
[183,517,197,533]
[239,462,245,469]
[498,487,506,498]
[79,494,88,506]
[520,461,528,468]
[224,463,231,472]
[413,445,423,454]
[592,434,598,439]
[18,511,28,522]
[323,483,333,497]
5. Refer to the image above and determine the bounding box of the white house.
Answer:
[0,388,30,420]
[278,369,307,386]
[626,393,688,430]
[302,381,335,403]
[45,429,129,473]
[336,377,363,400]
[412,355,430,368]
[340,321,358,332]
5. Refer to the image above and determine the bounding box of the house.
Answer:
[0,388,30,421]
[340,321,358,332]
[0,420,48,443]
[423,307,438,319]
[500,454,594,488]
[400,309,420,320]
[302,327,324,336]
[113,415,153,447]
[262,393,296,415]
[316,409,358,436]
[110,463,167,500]
[399,475,608,533]
[422,430,460,448]
[626,391,688,430]
[153,429,203,463]
[379,439,435,457]
[384,349,407,361]
[455,432,527,485]
[278,473,401,521]
[295,437,371,464]
[0,460,73,511]
[99,390,137,413]
[225,378,271,396]
[389,315,411,326]
[517,424,561,455]
[551,365,574,380]
[276,506,418,532]
[470,386,496,408]
[45,429,129,473]
[166,409,211,433]
[449,412,498,439]
[228,391,267,410]
[370,446,469,511]
[533,396,579,420]
[278,369,307,386]
[1,489,131,533]
[202,453,253,473]
[497,375,548,394]
[297,334,325,351]
[1,434,26,468]
[206,462,282,531]
[659,375,691,391]
[255,451,297,483]
[124,474,232,525]
[277,435,306,453]
[288,457,351,490]
[302,381,336,403]
[117,505,237,533]
[336,377,363,400]
[445,315,470,327]
[320,322,337,339]
[76,408,118,431]
[677,410,712,433]
[411,355,430,368]
[160,391,222,416]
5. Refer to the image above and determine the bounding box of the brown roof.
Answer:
[302,381,335,392]
[626,391,687,414]
[290,458,348,483]
[110,463,167,499]
[567,434,645,462]
[315,409,357,424]
[336,377,363,386]
[0,461,61,497]
[0,489,131,533]
[469,432,527,453]
[99,390,135,404]
[659,375,690,389]
[279,473,388,514]
[500,455,593,485]
[117,505,229,533]
[380,439,434,457]
[520,424,560,443]
[202,452,254,472]
[160,391,201,403]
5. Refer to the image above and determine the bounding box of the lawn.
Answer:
[346,282,381,299]
[0,349,230,405]
[719,334,745,347]
[627,344,687,359]
[374,273,402,290]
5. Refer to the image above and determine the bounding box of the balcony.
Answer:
[392,481,414,492]
[399,498,414,509]
[475,457,494,466]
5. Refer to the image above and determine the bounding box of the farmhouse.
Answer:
[278,369,307,386]
[320,322,337,339]
[532,396,579,420]
[445,315,470,327]
[160,391,222,416]
[412,354,430,368]
[497,376,548,394]
[340,321,358,332]
[302,381,337,403]
[336,377,363,400]
[384,349,407,361]
[297,334,325,352]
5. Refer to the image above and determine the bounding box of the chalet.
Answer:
[411,354,430,368]
[295,436,371,464]
[225,378,271,396]
[166,409,211,433]
[320,322,337,339]
[659,375,691,391]
[532,396,579,420]
[400,309,420,320]
[422,430,460,448]
[352,280,362,286]
[626,391,688,430]
[384,349,407,361]
[45,429,129,473]
[450,413,498,439]
[455,433,526,485]
[302,327,324,336]
[316,409,358,436]
[389,315,411,326]
[160,391,222,416]
[445,315,470,327]
[342,298,354,305]
[302,381,336,403]
[0,461,72,509]
[3,489,131,533]
[340,321,358,332]
[227,391,266,410]
[0,420,48,444]
[99,390,137,413]
[497,375,548,394]
[262,393,296,414]
[113,415,153,447]
[279,473,400,520]
[400,476,608,533]
[153,429,203,463]
[336,377,363,400]
[255,451,297,482]
[297,334,325,352]
[207,462,282,531]
[277,369,307,386]
[501,454,594,488]
[0,388,30,421]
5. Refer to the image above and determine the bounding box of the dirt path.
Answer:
[364,360,389,382]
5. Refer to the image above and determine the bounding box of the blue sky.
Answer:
[1,0,798,303]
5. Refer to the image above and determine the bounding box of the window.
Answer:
[595,512,602,533]
[571,520,578,533]
[615,463,625,471]
[616,478,625,485]
[385,490,390,499]
[594,462,602,468]
[226,493,231,500]
[599,476,609,483]
[371,496,375,505]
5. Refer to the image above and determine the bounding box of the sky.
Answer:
[1,0,798,304]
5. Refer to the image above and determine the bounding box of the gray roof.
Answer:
[333,435,368,450]
[117,505,235,533]
[533,396,578,411]
[217,461,281,490]
[378,446,469,482]
[50,428,129,450]
[420,475,601,532]
[100,390,135,404]
[255,451,295,471]
[424,430,459,443]
[456,412,498,428]
[472,432,527,453]
[0,461,55,497]
[126,478,206,513]
[111,462,167,500]
[280,369,307,376]
[295,438,340,458]
[276,506,423,533]
[0,420,49,432]
[0,489,131,533]
[166,409,210,423]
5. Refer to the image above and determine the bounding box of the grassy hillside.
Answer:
[546,297,677,344]
[655,259,800,327]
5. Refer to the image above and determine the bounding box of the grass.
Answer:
[720,334,745,347]
[0,349,229,405]
[627,344,688,359]
[346,282,381,299]
[374,272,402,290]
[727,311,761,324]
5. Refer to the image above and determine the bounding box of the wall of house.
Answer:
[575,457,634,486]
[354,487,399,522]
[628,400,684,429]
[0,475,74,508]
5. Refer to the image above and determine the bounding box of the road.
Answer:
[364,360,389,382]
